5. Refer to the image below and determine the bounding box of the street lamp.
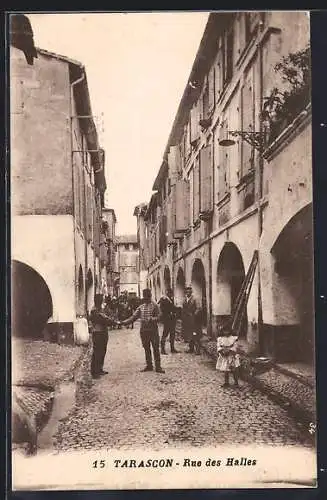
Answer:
[218,130,267,152]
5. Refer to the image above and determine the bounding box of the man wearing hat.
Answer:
[120,288,165,373]
[181,285,202,354]
[89,293,117,379]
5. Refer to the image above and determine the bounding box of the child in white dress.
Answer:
[216,326,240,387]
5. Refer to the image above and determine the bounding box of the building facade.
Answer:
[101,208,118,297]
[134,203,149,295]
[116,235,139,296]
[11,16,107,344]
[140,12,313,365]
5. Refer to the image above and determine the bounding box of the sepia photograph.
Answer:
[9,10,316,490]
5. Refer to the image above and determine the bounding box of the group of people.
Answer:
[88,286,240,387]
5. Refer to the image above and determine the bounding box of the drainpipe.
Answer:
[70,69,88,319]
[257,31,264,355]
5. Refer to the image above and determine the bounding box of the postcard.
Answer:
[10,10,316,490]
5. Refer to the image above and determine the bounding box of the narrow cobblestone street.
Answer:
[53,325,313,452]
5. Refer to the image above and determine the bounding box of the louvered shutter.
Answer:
[208,66,215,114]
[175,179,189,232]
[168,145,181,185]
[193,159,200,222]
[218,121,229,199]
[200,144,213,213]
[190,103,200,144]
[215,46,224,102]
[241,70,255,176]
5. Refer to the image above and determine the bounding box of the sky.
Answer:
[27,12,209,235]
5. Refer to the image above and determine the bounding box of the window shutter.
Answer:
[190,103,200,144]
[200,144,213,213]
[193,159,200,222]
[208,66,215,114]
[168,145,182,185]
[185,121,191,159]
[218,121,229,199]
[215,45,224,101]
[167,185,176,242]
[241,70,255,176]
[175,179,189,232]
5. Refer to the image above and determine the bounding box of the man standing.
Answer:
[89,294,117,379]
[158,288,178,355]
[120,288,165,373]
[182,286,202,355]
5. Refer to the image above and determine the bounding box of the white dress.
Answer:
[216,335,240,372]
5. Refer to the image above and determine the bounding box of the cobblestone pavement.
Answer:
[54,325,313,451]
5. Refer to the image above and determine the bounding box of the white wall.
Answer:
[12,215,75,323]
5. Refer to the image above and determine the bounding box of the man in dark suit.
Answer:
[182,286,202,354]
[158,288,178,354]
[89,294,117,379]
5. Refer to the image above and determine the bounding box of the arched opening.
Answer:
[163,266,171,292]
[12,260,53,339]
[271,204,314,364]
[86,269,94,314]
[175,267,185,308]
[191,259,207,327]
[77,265,84,315]
[216,243,247,337]
[156,274,161,301]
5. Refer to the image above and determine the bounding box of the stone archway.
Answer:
[12,260,53,339]
[271,204,314,363]
[163,266,171,292]
[215,242,247,337]
[191,259,207,326]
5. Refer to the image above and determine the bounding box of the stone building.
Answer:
[11,15,107,344]
[140,12,313,366]
[116,235,139,296]
[101,208,118,297]
[134,203,149,295]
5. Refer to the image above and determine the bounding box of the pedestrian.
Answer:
[119,288,165,373]
[181,286,202,354]
[158,287,178,354]
[89,293,117,379]
[216,325,240,388]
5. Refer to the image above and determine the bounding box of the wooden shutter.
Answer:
[200,144,213,213]
[241,69,255,176]
[190,103,200,144]
[175,179,189,232]
[167,185,177,241]
[218,121,229,199]
[193,159,200,222]
[208,66,215,114]
[215,43,224,101]
[168,145,181,185]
